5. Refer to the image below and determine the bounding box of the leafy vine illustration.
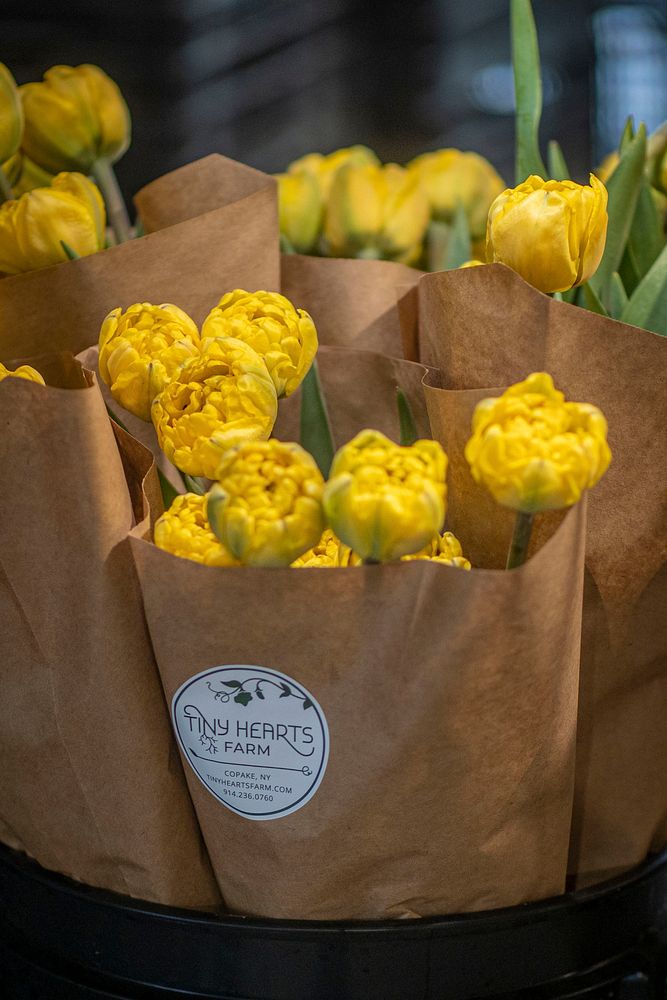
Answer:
[199,734,217,754]
[206,678,313,710]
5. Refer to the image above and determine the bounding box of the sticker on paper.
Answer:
[172,665,329,821]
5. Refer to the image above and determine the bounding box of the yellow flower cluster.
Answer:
[486,174,608,294]
[154,493,237,567]
[202,289,317,397]
[291,528,359,568]
[0,171,105,274]
[323,430,447,562]
[465,372,611,513]
[403,531,471,569]
[407,149,505,240]
[208,440,325,566]
[0,361,45,384]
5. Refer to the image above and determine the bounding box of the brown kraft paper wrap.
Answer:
[130,367,587,918]
[0,354,221,907]
[403,263,667,884]
[0,154,279,364]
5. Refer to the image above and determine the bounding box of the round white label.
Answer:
[171,665,329,821]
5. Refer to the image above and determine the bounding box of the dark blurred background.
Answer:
[2,0,666,197]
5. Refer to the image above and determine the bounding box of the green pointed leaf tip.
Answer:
[547,140,570,181]
[299,359,335,478]
[512,0,547,182]
[157,468,179,510]
[619,116,635,154]
[620,241,667,336]
[60,240,80,260]
[580,281,609,317]
[397,388,418,447]
[607,272,628,320]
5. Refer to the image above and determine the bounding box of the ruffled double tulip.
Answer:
[0,171,105,274]
[0,361,44,384]
[403,530,471,569]
[465,372,611,513]
[154,492,238,567]
[98,302,201,421]
[0,63,23,168]
[20,64,130,175]
[408,148,505,239]
[323,429,447,562]
[291,528,359,568]
[324,162,430,264]
[486,175,608,294]
[151,337,277,480]
[208,440,325,567]
[276,171,323,254]
[202,289,317,398]
[288,145,379,199]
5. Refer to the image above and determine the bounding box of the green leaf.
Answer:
[626,181,665,280]
[279,682,292,699]
[607,272,628,320]
[60,240,80,260]
[511,0,547,182]
[157,468,179,510]
[280,233,295,254]
[620,241,667,335]
[134,216,145,238]
[561,287,577,304]
[223,680,242,689]
[580,281,609,317]
[589,123,647,296]
[300,359,335,478]
[443,202,472,269]
[547,140,570,181]
[618,116,635,154]
[182,473,206,496]
[397,388,418,446]
[302,697,313,711]
[234,691,253,707]
[255,686,265,700]
[426,220,450,272]
[618,244,642,296]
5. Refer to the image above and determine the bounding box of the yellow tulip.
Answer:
[0,171,105,274]
[0,63,23,166]
[276,171,322,254]
[98,302,201,422]
[151,337,277,480]
[202,289,317,398]
[323,429,447,562]
[291,527,359,568]
[486,174,608,294]
[0,361,44,385]
[324,162,430,263]
[465,372,611,513]
[207,440,325,567]
[20,64,130,174]
[402,530,471,569]
[408,148,505,239]
[1,151,21,188]
[154,492,238,567]
[459,259,484,269]
[288,145,379,199]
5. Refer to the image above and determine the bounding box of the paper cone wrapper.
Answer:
[0,154,279,364]
[0,354,221,908]
[401,263,667,883]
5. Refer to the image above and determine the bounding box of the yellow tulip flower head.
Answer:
[202,289,318,398]
[20,64,130,174]
[276,171,323,254]
[154,492,238,567]
[408,148,505,239]
[0,63,23,165]
[151,337,278,480]
[402,530,471,569]
[0,361,45,385]
[324,162,430,263]
[98,302,201,422]
[323,429,447,563]
[291,527,359,568]
[465,372,611,513]
[288,145,380,199]
[486,174,608,294]
[207,439,326,567]
[0,171,105,274]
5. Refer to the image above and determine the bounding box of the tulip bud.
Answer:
[402,530,471,569]
[208,440,325,567]
[99,302,201,421]
[0,171,105,274]
[20,64,130,175]
[0,63,23,167]
[324,162,430,263]
[486,174,608,294]
[291,527,359,568]
[407,149,505,240]
[465,372,611,513]
[154,493,238,566]
[0,361,45,384]
[288,145,379,199]
[323,429,447,563]
[151,337,277,480]
[202,288,318,398]
[276,170,322,254]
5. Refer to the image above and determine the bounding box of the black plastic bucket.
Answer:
[0,842,666,999]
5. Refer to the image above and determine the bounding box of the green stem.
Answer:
[91,158,131,244]
[506,511,534,569]
[0,168,14,204]
[61,240,80,260]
